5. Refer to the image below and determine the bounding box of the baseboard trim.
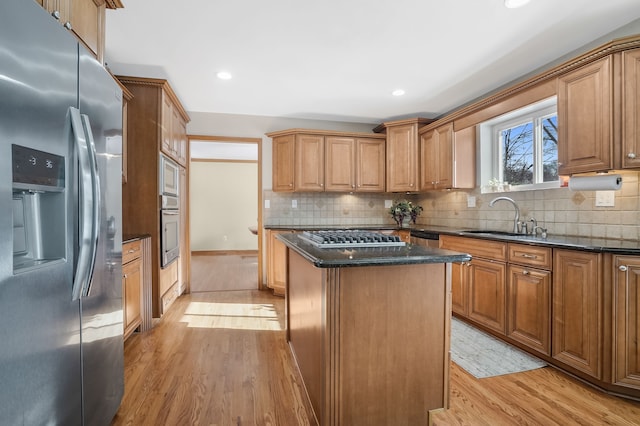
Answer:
[192,250,258,256]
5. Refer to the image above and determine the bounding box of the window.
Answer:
[479,97,559,192]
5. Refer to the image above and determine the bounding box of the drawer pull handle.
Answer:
[521,254,537,259]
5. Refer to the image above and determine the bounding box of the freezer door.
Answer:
[78,46,125,426]
[0,0,82,425]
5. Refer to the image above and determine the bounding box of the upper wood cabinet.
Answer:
[622,48,640,169]
[268,129,386,193]
[557,56,613,175]
[419,123,476,191]
[161,92,189,167]
[374,118,432,192]
[272,135,295,192]
[295,134,325,192]
[40,0,108,61]
[325,137,385,192]
[420,123,452,190]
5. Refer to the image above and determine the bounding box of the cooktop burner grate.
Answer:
[299,230,406,248]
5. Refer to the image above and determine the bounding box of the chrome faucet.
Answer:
[489,196,520,233]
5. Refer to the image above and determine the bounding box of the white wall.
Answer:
[190,161,258,251]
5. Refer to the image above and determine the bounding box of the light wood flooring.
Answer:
[113,290,640,426]
[190,253,258,292]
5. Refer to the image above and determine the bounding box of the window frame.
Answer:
[479,97,559,193]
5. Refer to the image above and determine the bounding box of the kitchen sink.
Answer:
[463,230,524,237]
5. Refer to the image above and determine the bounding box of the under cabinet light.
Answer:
[392,89,405,97]
[216,71,233,80]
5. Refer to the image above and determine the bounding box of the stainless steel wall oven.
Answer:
[160,154,180,267]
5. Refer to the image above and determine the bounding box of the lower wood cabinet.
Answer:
[507,265,551,356]
[552,249,603,379]
[122,240,143,341]
[507,244,552,356]
[613,255,640,390]
[468,258,506,334]
[266,229,296,296]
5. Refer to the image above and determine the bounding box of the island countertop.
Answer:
[276,232,471,268]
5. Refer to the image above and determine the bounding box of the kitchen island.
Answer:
[277,232,470,426]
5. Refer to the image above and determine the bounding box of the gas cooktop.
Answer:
[299,230,406,248]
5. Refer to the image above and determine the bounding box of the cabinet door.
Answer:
[70,0,102,56]
[420,124,453,190]
[507,265,551,355]
[325,137,355,191]
[355,138,385,192]
[623,49,640,168]
[295,134,324,191]
[552,250,602,378]
[161,93,174,157]
[123,257,142,340]
[386,124,418,192]
[450,261,468,316]
[613,256,640,389]
[419,128,438,190]
[468,258,506,334]
[266,230,291,297]
[557,56,612,174]
[272,135,295,192]
[176,117,188,167]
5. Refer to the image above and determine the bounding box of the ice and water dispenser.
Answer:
[12,144,66,272]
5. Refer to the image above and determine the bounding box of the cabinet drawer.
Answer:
[440,235,507,261]
[508,243,552,270]
[122,240,142,264]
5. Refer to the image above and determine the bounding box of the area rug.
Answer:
[450,317,547,379]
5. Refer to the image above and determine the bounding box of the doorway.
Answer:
[188,135,262,292]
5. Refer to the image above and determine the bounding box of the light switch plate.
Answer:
[467,195,476,208]
[595,190,615,207]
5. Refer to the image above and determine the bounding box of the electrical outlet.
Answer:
[264,199,270,209]
[292,199,298,208]
[595,190,615,207]
[385,200,392,208]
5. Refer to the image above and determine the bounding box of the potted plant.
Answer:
[389,199,423,228]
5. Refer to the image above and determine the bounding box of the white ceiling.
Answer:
[105,0,640,125]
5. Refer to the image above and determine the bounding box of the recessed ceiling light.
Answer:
[216,71,233,80]
[504,0,530,8]
[392,89,405,97]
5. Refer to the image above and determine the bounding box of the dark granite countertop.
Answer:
[276,233,471,268]
[411,227,640,255]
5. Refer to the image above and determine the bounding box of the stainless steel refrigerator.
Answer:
[0,0,124,424]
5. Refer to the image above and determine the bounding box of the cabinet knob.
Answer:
[522,270,530,275]
[123,274,128,279]
[289,183,293,187]
[410,183,414,187]
[619,265,628,272]
[51,10,60,19]
[628,152,637,159]
[64,22,72,30]
[352,184,356,188]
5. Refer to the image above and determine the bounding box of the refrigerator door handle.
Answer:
[70,107,100,300]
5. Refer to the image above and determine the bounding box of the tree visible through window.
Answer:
[498,113,558,187]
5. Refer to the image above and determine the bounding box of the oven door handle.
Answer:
[162,210,180,215]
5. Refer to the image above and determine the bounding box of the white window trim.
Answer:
[479,96,559,194]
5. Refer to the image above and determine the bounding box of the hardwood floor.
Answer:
[190,253,258,292]
[112,290,640,426]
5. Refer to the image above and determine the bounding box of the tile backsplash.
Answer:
[263,171,640,240]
